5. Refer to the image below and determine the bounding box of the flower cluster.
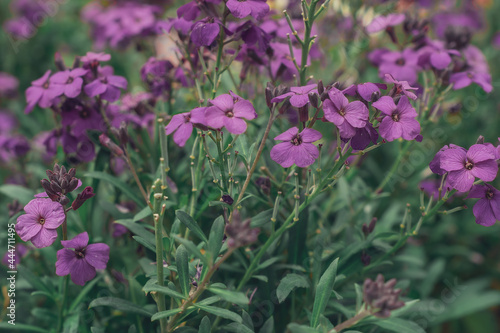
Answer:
[363,274,405,318]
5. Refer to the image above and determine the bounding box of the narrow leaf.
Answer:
[310,258,339,328]
[89,297,153,317]
[277,273,310,303]
[208,216,225,262]
[207,287,250,305]
[151,308,183,321]
[176,245,190,296]
[194,305,243,323]
[176,210,208,243]
[198,316,211,333]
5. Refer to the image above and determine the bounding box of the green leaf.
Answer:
[0,323,49,332]
[174,236,209,266]
[0,185,35,204]
[115,219,155,244]
[194,305,242,323]
[132,236,156,253]
[143,283,185,299]
[176,245,190,296]
[84,171,144,206]
[287,323,320,333]
[133,206,152,222]
[367,318,425,333]
[250,209,273,227]
[208,216,225,262]
[277,273,310,303]
[199,316,211,333]
[259,316,274,333]
[89,297,153,317]
[209,201,232,210]
[151,308,183,321]
[310,258,339,328]
[176,210,208,243]
[207,287,250,305]
[18,265,53,297]
[69,275,102,312]
[222,323,254,333]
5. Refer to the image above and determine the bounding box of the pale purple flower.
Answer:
[206,93,257,134]
[226,0,270,20]
[418,39,460,70]
[323,88,369,139]
[0,72,19,98]
[81,52,111,65]
[56,232,110,286]
[84,72,127,102]
[366,13,405,34]
[372,96,420,142]
[270,127,321,168]
[467,184,500,227]
[165,107,207,147]
[384,74,418,100]
[15,198,65,248]
[191,17,224,47]
[429,144,466,175]
[51,68,88,98]
[440,144,498,192]
[271,84,317,107]
[450,71,492,93]
[379,48,420,84]
[25,70,64,114]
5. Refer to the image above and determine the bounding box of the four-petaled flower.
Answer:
[271,84,317,108]
[440,144,498,192]
[51,68,88,98]
[205,93,257,134]
[165,107,207,147]
[372,96,420,142]
[84,69,128,102]
[56,232,110,285]
[270,127,322,168]
[15,198,65,248]
[25,70,64,114]
[467,184,500,227]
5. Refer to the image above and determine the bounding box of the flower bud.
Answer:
[308,92,320,109]
[71,186,96,211]
[99,134,124,156]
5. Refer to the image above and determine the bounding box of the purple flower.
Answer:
[429,144,466,176]
[51,68,88,98]
[350,122,379,150]
[379,48,420,84]
[384,74,418,100]
[440,144,498,192]
[467,184,500,227]
[226,0,270,20]
[191,17,227,47]
[418,39,460,70]
[0,72,19,98]
[165,107,207,147]
[270,127,322,168]
[271,84,317,108]
[450,71,492,93]
[206,93,257,134]
[343,82,387,102]
[84,71,127,102]
[15,198,65,248]
[81,52,111,67]
[56,232,110,286]
[373,96,420,142]
[141,57,173,97]
[366,13,405,34]
[25,70,64,114]
[61,100,105,136]
[323,88,369,139]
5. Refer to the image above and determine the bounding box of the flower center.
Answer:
[184,114,191,123]
[467,72,473,79]
[80,110,90,119]
[67,77,74,84]
[43,82,50,89]
[101,77,108,84]
[75,249,86,259]
[226,111,234,118]
[338,107,346,116]
[465,161,474,170]
[391,112,400,122]
[486,189,494,200]
[39,217,45,225]
[396,58,405,66]
[292,135,302,146]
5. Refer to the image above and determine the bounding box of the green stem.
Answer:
[331,310,371,333]
[57,212,69,332]
[375,140,413,193]
[153,179,167,332]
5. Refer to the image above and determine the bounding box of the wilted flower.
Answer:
[71,186,95,211]
[363,274,405,318]
[16,198,65,248]
[56,232,110,285]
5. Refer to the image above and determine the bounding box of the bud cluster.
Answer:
[41,164,79,205]
[363,274,405,318]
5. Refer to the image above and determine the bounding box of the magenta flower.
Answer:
[15,198,65,248]
[366,13,405,34]
[56,232,110,286]
[372,96,420,142]
[84,72,127,102]
[343,82,387,102]
[440,144,498,192]
[429,144,466,175]
[191,17,226,47]
[226,0,270,20]
[418,39,460,70]
[270,127,322,168]
[51,68,88,98]
[206,93,257,134]
[467,184,500,227]
[0,72,19,98]
[25,70,64,114]
[81,52,111,64]
[165,107,207,147]
[271,84,317,108]
[323,88,369,139]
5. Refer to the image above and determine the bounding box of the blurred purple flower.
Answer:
[25,70,64,113]
[271,84,317,108]
[84,71,127,102]
[51,68,88,98]
[450,71,492,93]
[226,0,270,20]
[378,48,420,84]
[56,232,110,286]
[0,72,19,98]
[343,82,387,102]
[467,184,500,227]
[366,13,405,34]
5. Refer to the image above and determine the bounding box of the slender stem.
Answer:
[375,140,413,193]
[57,212,69,332]
[153,179,167,332]
[331,310,370,333]
[166,248,235,332]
